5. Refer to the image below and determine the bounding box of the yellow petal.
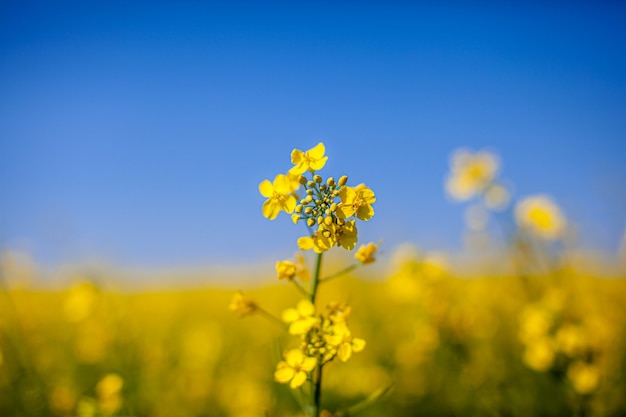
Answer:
[262,200,280,220]
[298,237,314,251]
[352,338,366,352]
[360,188,376,203]
[274,364,295,383]
[356,205,374,221]
[291,149,305,165]
[273,174,291,194]
[283,195,297,213]
[285,349,304,367]
[309,156,328,171]
[290,371,307,389]
[282,308,300,323]
[259,180,274,198]
[289,317,318,335]
[337,343,352,362]
[307,143,326,159]
[297,299,315,316]
[301,356,317,372]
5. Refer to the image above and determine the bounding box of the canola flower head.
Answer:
[274,349,317,389]
[259,174,298,220]
[282,299,320,335]
[446,148,499,201]
[289,142,329,175]
[229,292,259,316]
[515,194,566,240]
[355,242,378,264]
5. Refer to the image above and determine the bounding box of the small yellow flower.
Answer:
[523,337,555,372]
[338,184,376,221]
[274,349,317,389]
[515,195,566,240]
[289,143,329,175]
[567,361,600,395]
[96,373,124,415]
[229,292,259,316]
[297,224,336,253]
[259,174,298,220]
[327,302,352,323]
[282,299,320,335]
[325,322,366,362]
[445,149,499,201]
[355,242,378,264]
[276,260,297,280]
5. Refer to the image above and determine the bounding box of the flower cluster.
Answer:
[260,143,376,253]
[239,142,381,415]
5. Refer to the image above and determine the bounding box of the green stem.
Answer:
[309,253,323,304]
[257,308,288,330]
[321,263,358,283]
[291,279,310,298]
[313,363,323,417]
[309,252,323,416]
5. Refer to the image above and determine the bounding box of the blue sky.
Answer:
[1,1,625,269]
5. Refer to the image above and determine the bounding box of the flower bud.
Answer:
[307,218,315,227]
[338,175,348,186]
[304,207,313,215]
[314,175,323,183]
[324,216,333,226]
[327,177,335,187]
[307,181,316,188]
[305,195,313,203]
[330,203,337,212]
[317,216,324,224]
[299,175,307,185]
[295,204,303,213]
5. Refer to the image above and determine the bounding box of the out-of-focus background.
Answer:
[1,2,625,417]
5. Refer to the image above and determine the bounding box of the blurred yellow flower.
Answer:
[282,299,319,335]
[96,373,123,415]
[338,184,376,221]
[276,260,297,280]
[324,322,366,362]
[355,242,378,264]
[445,149,499,201]
[327,302,352,323]
[515,195,566,240]
[567,361,600,395]
[523,337,555,372]
[274,349,317,389]
[259,174,297,220]
[289,142,328,175]
[229,292,259,316]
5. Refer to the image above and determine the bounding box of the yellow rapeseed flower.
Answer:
[445,149,499,201]
[297,224,336,253]
[289,143,329,175]
[355,242,378,264]
[229,292,259,316]
[515,195,566,240]
[567,361,600,395]
[274,349,317,389]
[259,174,298,220]
[325,322,366,362]
[276,260,297,280]
[338,184,376,221]
[282,299,320,335]
[523,337,555,372]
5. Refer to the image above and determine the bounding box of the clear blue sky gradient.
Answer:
[1,1,625,268]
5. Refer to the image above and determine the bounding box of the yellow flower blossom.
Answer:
[96,373,124,415]
[289,143,329,175]
[515,195,566,240]
[276,260,297,280]
[567,361,600,395]
[282,299,319,335]
[325,322,366,362]
[523,337,555,372]
[297,224,336,253]
[327,302,352,323]
[355,242,378,264]
[338,184,376,221]
[445,149,499,201]
[274,349,317,389]
[229,292,259,316]
[259,174,298,220]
